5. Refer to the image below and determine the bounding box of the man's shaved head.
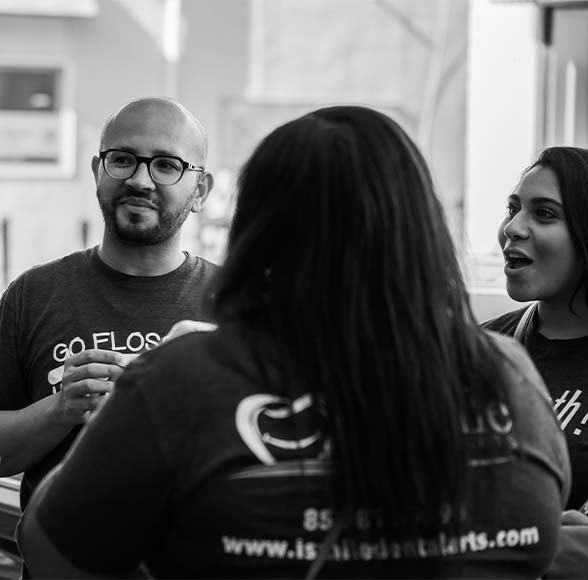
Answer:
[100,96,209,163]
[93,96,213,247]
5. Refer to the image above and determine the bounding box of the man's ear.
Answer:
[191,172,214,213]
[91,156,101,184]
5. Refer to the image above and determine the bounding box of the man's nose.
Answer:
[126,161,156,190]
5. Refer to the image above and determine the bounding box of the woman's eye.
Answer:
[506,204,519,217]
[536,207,556,219]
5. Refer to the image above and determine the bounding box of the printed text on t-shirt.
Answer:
[553,389,588,435]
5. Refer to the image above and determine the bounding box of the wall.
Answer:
[463,0,539,319]
[234,0,470,245]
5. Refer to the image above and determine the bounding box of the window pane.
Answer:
[0,69,58,111]
[544,9,588,146]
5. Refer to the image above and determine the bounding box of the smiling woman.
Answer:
[484,146,588,511]
[500,165,582,307]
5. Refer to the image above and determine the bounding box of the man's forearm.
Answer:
[0,395,76,476]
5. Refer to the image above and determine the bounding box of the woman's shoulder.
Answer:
[486,328,571,500]
[130,324,225,372]
[485,329,551,402]
[480,306,531,335]
[121,322,260,395]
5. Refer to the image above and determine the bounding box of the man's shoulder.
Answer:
[4,248,94,295]
[190,254,219,274]
[179,254,219,289]
[480,306,530,336]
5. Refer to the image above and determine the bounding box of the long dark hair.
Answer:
[528,146,588,311]
[213,105,507,531]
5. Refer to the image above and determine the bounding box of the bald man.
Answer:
[0,97,218,512]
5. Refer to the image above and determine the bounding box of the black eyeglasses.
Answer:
[99,149,204,185]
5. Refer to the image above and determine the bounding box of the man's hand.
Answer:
[55,349,126,425]
[163,320,216,342]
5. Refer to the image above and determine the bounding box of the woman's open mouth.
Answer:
[506,256,533,270]
[504,250,533,271]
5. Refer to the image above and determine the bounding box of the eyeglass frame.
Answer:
[98,149,205,185]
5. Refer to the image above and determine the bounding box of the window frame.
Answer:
[0,56,76,180]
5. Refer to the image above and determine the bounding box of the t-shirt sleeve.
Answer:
[0,282,28,409]
[480,309,522,336]
[35,367,171,575]
[491,331,571,503]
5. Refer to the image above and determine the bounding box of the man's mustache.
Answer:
[115,189,161,209]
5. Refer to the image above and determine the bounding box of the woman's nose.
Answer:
[502,212,530,241]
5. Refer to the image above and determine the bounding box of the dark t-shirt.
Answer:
[36,326,569,578]
[0,246,217,508]
[484,307,588,509]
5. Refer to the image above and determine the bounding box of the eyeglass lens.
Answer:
[104,151,184,185]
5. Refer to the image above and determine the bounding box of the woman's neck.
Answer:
[537,294,588,339]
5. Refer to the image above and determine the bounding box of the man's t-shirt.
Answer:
[0,246,217,508]
[484,308,588,509]
[36,326,569,579]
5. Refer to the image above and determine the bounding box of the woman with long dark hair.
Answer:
[19,106,569,579]
[484,147,588,578]
[485,147,588,509]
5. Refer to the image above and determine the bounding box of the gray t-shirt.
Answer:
[484,308,588,509]
[0,245,217,508]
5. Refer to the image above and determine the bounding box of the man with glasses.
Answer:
[0,97,217,520]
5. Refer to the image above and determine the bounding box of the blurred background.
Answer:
[0,0,585,317]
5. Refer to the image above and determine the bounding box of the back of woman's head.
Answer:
[218,106,461,323]
[530,146,588,308]
[214,105,506,531]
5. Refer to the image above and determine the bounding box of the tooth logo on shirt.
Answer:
[236,393,324,464]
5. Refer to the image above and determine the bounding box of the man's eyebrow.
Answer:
[109,146,180,157]
[151,149,181,157]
